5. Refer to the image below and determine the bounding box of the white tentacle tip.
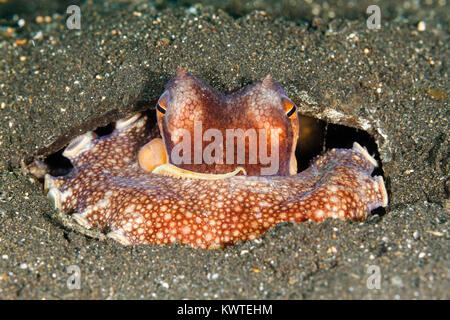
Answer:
[63,131,96,159]
[44,174,56,191]
[115,113,141,130]
[107,230,132,245]
[352,142,378,167]
[376,176,388,207]
[47,187,62,210]
[72,213,92,229]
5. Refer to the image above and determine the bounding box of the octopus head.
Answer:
[139,68,299,177]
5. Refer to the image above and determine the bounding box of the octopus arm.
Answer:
[46,113,387,248]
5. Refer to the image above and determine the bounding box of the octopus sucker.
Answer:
[41,70,388,248]
[151,164,247,180]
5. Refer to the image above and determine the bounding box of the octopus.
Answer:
[43,69,388,249]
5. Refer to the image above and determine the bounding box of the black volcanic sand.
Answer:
[0,1,448,299]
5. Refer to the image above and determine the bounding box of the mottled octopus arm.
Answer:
[45,112,387,249]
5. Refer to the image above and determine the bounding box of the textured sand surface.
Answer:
[0,0,447,299]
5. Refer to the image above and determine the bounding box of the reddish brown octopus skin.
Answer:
[45,112,388,249]
[157,69,299,176]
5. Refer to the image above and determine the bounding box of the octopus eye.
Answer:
[156,103,166,116]
[282,98,297,119]
[156,91,169,117]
